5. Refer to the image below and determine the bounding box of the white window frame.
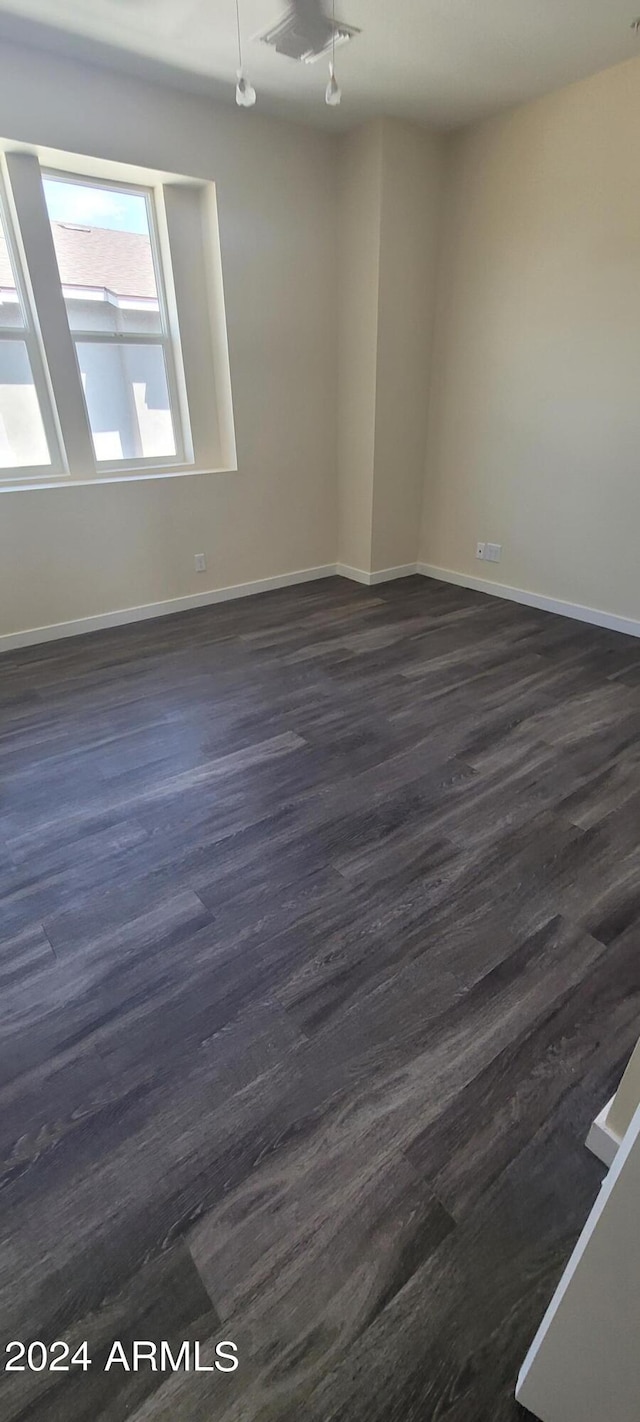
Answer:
[43,168,187,474]
[0,178,64,480]
[0,142,237,493]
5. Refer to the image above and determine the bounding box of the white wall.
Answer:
[421,54,640,625]
[607,1039,640,1142]
[0,41,338,637]
[372,118,442,572]
[336,121,382,574]
[517,1102,640,1422]
[337,118,443,577]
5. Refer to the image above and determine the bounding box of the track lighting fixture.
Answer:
[234,0,349,112]
[236,70,257,106]
[325,0,342,106]
[235,0,256,107]
[325,62,341,106]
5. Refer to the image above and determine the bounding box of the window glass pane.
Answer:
[0,340,51,468]
[0,212,24,331]
[76,341,176,462]
[43,178,162,336]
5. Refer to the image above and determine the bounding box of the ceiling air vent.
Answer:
[258,12,360,64]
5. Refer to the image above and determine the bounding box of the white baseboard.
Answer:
[586,1097,622,1169]
[0,564,338,654]
[418,563,640,640]
[6,557,640,654]
[337,563,418,586]
[336,564,372,586]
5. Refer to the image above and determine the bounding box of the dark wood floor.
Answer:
[2,573,640,1421]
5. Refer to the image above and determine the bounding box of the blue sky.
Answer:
[42,179,149,235]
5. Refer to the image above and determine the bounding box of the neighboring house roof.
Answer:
[0,223,156,301]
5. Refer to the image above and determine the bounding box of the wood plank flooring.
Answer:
[1,574,639,1420]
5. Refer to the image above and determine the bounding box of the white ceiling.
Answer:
[0,0,637,132]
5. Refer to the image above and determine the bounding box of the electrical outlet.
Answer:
[485,543,502,564]
[194,553,206,573]
[476,541,486,560]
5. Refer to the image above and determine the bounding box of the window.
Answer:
[0,191,59,475]
[0,146,236,489]
[43,176,182,468]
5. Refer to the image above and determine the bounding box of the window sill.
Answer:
[0,464,237,493]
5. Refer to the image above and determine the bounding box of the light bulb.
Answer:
[325,63,341,107]
[236,70,256,107]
